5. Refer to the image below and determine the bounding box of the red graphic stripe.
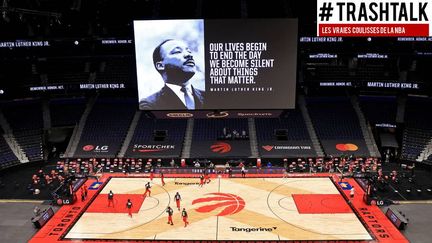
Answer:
[219,203,245,216]
[137,149,164,152]
[195,201,246,216]
[192,195,234,204]
[195,201,237,213]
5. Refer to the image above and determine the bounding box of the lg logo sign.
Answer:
[82,145,94,151]
[94,146,109,152]
[82,145,109,152]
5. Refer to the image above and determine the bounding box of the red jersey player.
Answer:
[204,171,211,183]
[181,208,189,227]
[160,171,165,186]
[199,174,205,187]
[126,199,133,217]
[166,206,174,225]
[144,181,151,197]
[107,190,114,207]
[149,168,154,181]
[174,192,181,211]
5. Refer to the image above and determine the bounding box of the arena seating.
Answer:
[125,117,187,157]
[306,96,369,156]
[189,118,251,157]
[74,98,136,157]
[255,110,310,141]
[307,97,364,140]
[41,58,90,84]
[50,98,87,127]
[401,97,432,161]
[359,95,397,126]
[255,110,317,157]
[425,154,432,165]
[402,128,432,161]
[130,117,186,142]
[2,100,44,161]
[95,57,134,84]
[192,118,249,140]
[0,134,19,169]
[0,60,40,88]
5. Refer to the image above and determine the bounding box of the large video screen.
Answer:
[134,19,298,110]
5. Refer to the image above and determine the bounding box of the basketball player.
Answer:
[182,208,189,227]
[199,174,205,187]
[241,166,246,178]
[349,186,355,203]
[107,190,114,207]
[174,192,182,211]
[149,168,154,181]
[126,199,133,217]
[144,181,152,197]
[160,171,166,186]
[204,170,211,183]
[283,167,289,178]
[80,187,86,201]
[166,206,174,225]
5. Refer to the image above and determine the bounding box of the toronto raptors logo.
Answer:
[211,142,231,154]
[192,193,245,216]
[82,145,95,151]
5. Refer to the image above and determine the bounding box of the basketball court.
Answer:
[65,176,374,241]
[30,174,409,243]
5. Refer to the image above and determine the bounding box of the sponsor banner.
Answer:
[258,140,317,158]
[321,140,370,156]
[74,143,116,157]
[190,140,251,158]
[317,0,432,37]
[151,110,282,119]
[125,142,183,158]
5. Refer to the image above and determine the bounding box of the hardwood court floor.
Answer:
[65,177,372,241]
